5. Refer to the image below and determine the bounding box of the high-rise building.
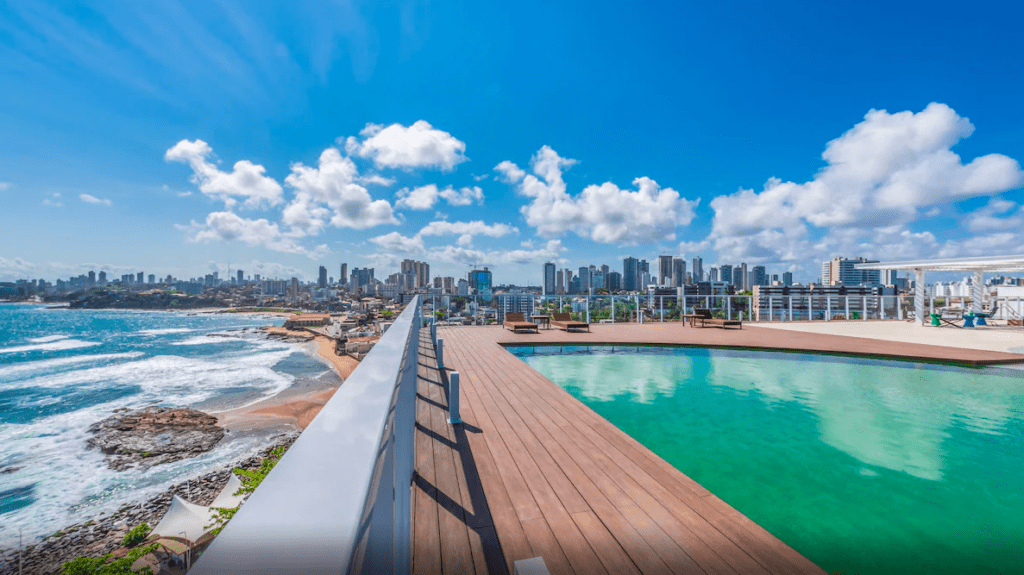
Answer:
[289,277,299,299]
[564,269,574,294]
[709,267,719,281]
[543,262,556,295]
[401,259,431,287]
[317,266,327,288]
[658,255,673,286]
[672,258,685,287]
[578,266,590,292]
[623,257,639,291]
[751,265,767,287]
[607,271,622,291]
[148,274,156,285]
[692,257,703,283]
[88,271,96,285]
[237,270,244,285]
[340,263,348,288]
[351,268,374,294]
[739,263,748,291]
[883,269,899,286]
[136,272,144,284]
[98,271,107,285]
[469,268,493,302]
[719,264,732,285]
[556,269,564,294]
[823,257,881,286]
[783,271,793,286]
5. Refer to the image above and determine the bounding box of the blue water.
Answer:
[512,345,1024,575]
[0,303,337,548]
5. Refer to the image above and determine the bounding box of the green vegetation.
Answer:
[61,544,158,575]
[232,445,287,496]
[205,506,239,536]
[121,523,150,548]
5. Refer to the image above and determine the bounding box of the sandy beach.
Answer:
[216,333,361,431]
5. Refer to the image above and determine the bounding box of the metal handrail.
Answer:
[190,296,421,575]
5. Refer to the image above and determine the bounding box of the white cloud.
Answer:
[395,184,440,210]
[165,139,284,209]
[427,239,565,267]
[282,147,398,233]
[439,185,484,206]
[79,193,112,206]
[710,103,1024,239]
[345,120,467,170]
[0,182,11,190]
[181,211,329,259]
[368,231,425,254]
[501,146,697,244]
[418,220,517,238]
[494,160,526,183]
[357,173,396,186]
[965,198,1024,232]
[42,193,62,207]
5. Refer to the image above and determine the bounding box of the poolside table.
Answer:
[530,314,551,329]
[681,313,701,327]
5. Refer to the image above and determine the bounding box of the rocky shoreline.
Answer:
[0,433,298,575]
[87,407,226,471]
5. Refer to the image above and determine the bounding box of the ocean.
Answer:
[0,303,338,549]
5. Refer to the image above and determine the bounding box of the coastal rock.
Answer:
[67,289,227,310]
[87,407,225,471]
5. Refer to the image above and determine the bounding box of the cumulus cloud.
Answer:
[394,184,486,210]
[345,120,467,170]
[494,160,526,183]
[710,103,1024,240]
[79,194,112,206]
[499,146,697,244]
[283,147,398,234]
[965,198,1024,232]
[427,239,565,267]
[395,184,440,210]
[181,211,329,259]
[418,220,517,238]
[368,231,425,254]
[165,139,284,209]
[0,182,11,190]
[439,185,484,206]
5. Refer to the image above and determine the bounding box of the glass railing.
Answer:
[419,293,1024,325]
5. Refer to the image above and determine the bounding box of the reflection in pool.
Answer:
[510,346,1024,575]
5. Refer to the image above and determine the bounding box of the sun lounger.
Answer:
[693,308,742,329]
[503,312,539,333]
[550,312,590,332]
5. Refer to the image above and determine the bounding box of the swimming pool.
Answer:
[508,345,1024,575]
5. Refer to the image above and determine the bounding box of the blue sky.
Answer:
[2,0,1023,284]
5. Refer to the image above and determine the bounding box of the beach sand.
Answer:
[216,334,361,431]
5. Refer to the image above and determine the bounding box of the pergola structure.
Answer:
[856,255,1024,326]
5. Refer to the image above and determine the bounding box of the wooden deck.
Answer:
[411,323,1024,575]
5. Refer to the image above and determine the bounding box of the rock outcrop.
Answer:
[68,289,227,310]
[87,407,226,471]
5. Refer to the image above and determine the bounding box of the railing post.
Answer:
[430,319,437,346]
[863,296,868,320]
[436,338,444,371]
[788,296,793,322]
[611,295,616,323]
[447,371,462,425]
[727,296,732,320]
[827,296,831,321]
[845,296,850,320]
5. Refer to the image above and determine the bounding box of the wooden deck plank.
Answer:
[458,337,702,575]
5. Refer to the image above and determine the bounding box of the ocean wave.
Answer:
[0,352,145,379]
[0,339,101,355]
[27,335,70,343]
[138,328,194,336]
[171,335,237,346]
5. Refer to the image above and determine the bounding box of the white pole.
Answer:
[447,372,462,425]
[809,295,813,321]
[827,295,831,321]
[916,269,927,326]
[437,338,444,371]
[769,297,773,321]
[727,296,732,320]
[845,296,849,320]
[863,296,867,320]
[660,296,664,322]
[788,295,793,322]
[611,295,616,323]
[972,271,984,315]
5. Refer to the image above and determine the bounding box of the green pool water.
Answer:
[509,346,1024,575]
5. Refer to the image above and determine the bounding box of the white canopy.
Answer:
[854,254,1024,324]
[152,495,215,543]
[209,474,245,509]
[153,474,246,543]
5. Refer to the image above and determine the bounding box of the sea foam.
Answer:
[0,339,101,355]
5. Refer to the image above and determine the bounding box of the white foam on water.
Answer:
[0,352,145,380]
[0,339,101,355]
[172,335,237,346]
[138,328,195,336]
[26,335,70,343]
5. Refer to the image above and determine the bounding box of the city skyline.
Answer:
[2,2,1024,284]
